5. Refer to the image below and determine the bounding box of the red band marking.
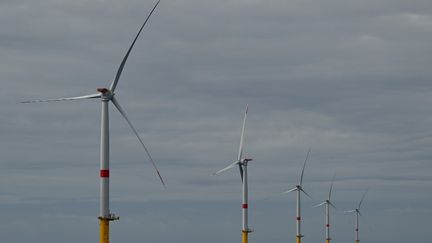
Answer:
[297,217,301,221]
[100,170,110,178]
[355,229,359,232]
[242,204,248,209]
[326,224,330,227]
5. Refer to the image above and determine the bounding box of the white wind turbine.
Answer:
[280,149,312,243]
[213,105,253,243]
[21,1,165,242]
[313,174,336,243]
[345,189,369,243]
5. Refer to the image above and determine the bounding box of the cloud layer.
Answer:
[1,1,432,243]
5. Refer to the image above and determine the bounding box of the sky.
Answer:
[1,0,432,242]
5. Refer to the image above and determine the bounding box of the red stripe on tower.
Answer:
[242,204,248,209]
[100,170,110,178]
[297,217,301,221]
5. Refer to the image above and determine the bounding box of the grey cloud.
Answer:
[1,0,432,243]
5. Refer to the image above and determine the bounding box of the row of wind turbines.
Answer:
[20,1,370,243]
[213,105,369,243]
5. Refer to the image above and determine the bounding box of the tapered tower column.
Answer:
[296,189,302,243]
[242,163,249,243]
[99,97,111,243]
[355,212,359,243]
[326,203,330,243]
[100,98,110,217]
[98,93,119,243]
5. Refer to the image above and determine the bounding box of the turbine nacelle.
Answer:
[351,209,362,216]
[344,208,361,216]
[97,88,110,94]
[97,88,114,100]
[281,184,312,199]
[240,158,253,165]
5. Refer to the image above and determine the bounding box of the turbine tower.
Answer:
[313,174,336,243]
[22,1,164,243]
[280,149,312,243]
[345,189,368,243]
[213,105,253,243]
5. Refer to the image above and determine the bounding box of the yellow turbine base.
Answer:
[326,239,330,243]
[242,231,248,243]
[100,218,109,243]
[296,235,302,243]
[356,240,359,243]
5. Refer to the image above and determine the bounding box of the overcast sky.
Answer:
[1,0,432,242]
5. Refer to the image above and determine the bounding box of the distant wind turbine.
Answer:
[21,1,165,243]
[313,173,336,243]
[345,189,369,243]
[280,148,312,243]
[213,105,253,243]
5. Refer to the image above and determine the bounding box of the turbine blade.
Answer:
[238,163,244,182]
[358,189,369,209]
[344,210,356,213]
[328,173,336,200]
[299,148,311,186]
[280,187,298,195]
[312,202,326,208]
[237,104,248,161]
[329,201,336,209]
[111,96,165,187]
[358,210,363,217]
[109,0,161,91]
[300,187,313,199]
[212,160,240,175]
[20,93,101,103]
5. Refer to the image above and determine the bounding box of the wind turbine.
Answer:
[21,1,165,243]
[345,189,369,243]
[313,174,336,243]
[213,105,253,243]
[280,148,312,243]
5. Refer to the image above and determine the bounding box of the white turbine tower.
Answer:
[213,105,253,243]
[21,1,164,243]
[280,149,312,243]
[313,174,336,243]
[345,189,368,243]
